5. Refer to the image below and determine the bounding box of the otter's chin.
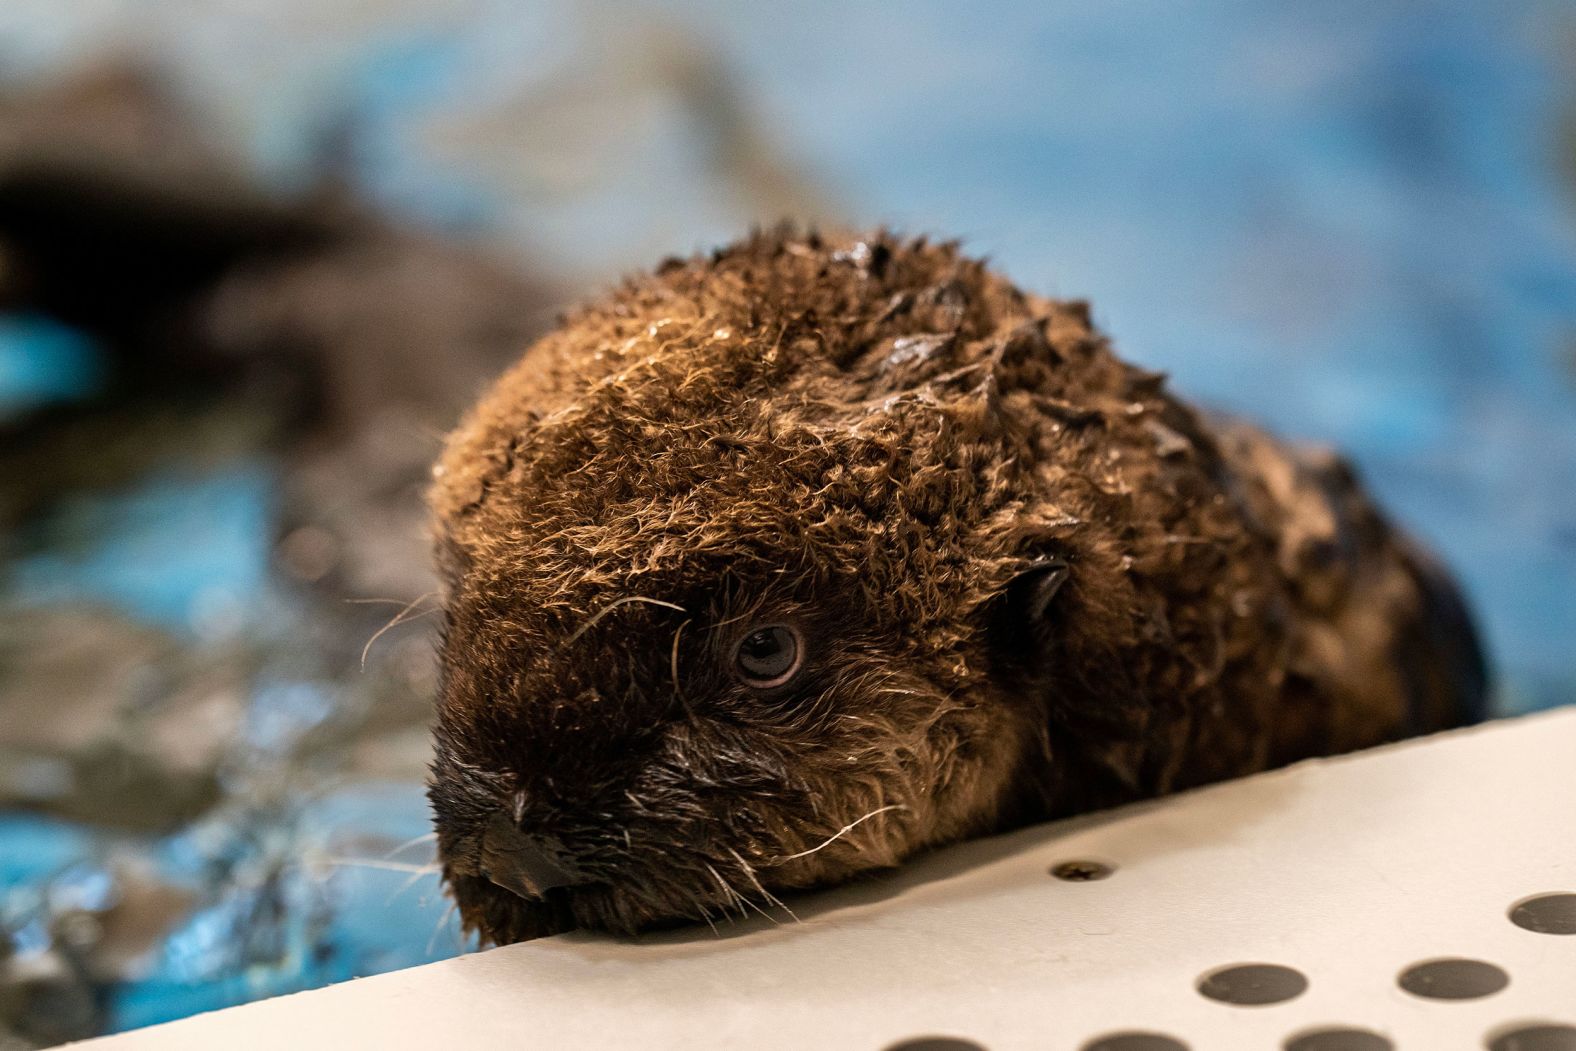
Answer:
[449,871,714,944]
[448,873,581,944]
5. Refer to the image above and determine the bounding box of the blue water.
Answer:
[110,783,464,1031]
[2,0,1574,1033]
[0,314,103,417]
[8,465,278,633]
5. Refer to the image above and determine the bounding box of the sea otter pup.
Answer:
[428,229,1487,943]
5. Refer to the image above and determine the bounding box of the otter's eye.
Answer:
[733,624,803,688]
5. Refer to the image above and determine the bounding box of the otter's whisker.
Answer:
[740,896,780,925]
[702,863,744,920]
[872,686,932,699]
[345,592,438,608]
[382,831,438,860]
[693,901,721,937]
[717,858,782,926]
[566,595,687,645]
[387,865,441,905]
[727,847,799,923]
[769,804,909,864]
[326,857,442,875]
[360,597,440,669]
[704,862,760,922]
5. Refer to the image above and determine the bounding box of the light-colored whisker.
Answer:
[326,857,442,875]
[737,893,780,925]
[693,901,721,937]
[702,863,739,916]
[703,862,753,922]
[728,847,799,923]
[346,592,438,608]
[382,831,438,860]
[360,599,441,669]
[769,804,909,863]
[566,595,687,645]
[387,865,441,905]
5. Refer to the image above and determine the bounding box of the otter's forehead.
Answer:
[440,413,991,624]
[429,229,1063,526]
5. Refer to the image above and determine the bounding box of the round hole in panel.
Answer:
[1051,860,1115,882]
[1080,1032,1189,1051]
[1509,893,1576,935]
[883,1038,986,1051]
[1284,1027,1394,1051]
[1486,1023,1576,1051]
[1196,963,1308,1006]
[1396,957,1508,1001]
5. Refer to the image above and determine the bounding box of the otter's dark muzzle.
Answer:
[479,813,586,901]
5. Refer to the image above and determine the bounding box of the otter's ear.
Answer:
[986,556,1071,674]
[1013,557,1070,627]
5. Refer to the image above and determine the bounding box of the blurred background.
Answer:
[1,1,1574,1043]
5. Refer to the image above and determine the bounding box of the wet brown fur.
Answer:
[428,228,1487,943]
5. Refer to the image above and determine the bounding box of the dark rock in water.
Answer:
[0,940,101,1047]
[0,65,561,610]
[0,608,244,833]
[0,855,198,1046]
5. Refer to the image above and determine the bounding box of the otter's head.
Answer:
[426,232,1113,943]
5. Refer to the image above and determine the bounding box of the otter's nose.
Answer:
[479,813,585,901]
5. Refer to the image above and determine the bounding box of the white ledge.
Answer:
[68,706,1576,1051]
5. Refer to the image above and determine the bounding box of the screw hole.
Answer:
[1051,859,1115,882]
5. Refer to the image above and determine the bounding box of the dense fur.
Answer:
[428,229,1487,943]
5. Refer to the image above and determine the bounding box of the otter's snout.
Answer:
[479,813,588,901]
